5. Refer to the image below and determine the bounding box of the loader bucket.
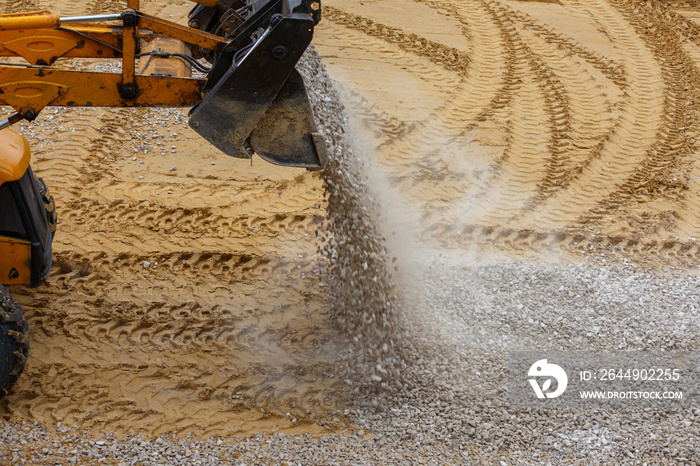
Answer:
[188,12,327,170]
[250,69,327,169]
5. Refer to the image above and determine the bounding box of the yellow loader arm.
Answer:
[0,0,326,169]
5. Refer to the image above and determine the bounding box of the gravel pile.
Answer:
[361,257,700,462]
[4,259,699,463]
[3,49,700,464]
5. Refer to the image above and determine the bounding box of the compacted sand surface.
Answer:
[1,0,700,463]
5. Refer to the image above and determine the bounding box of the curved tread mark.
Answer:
[324,6,471,75]
[575,0,698,228]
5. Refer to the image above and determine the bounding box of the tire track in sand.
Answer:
[316,19,461,146]
[507,6,627,87]
[421,0,515,124]
[324,6,471,76]
[423,0,583,225]
[62,198,319,241]
[29,108,127,203]
[9,247,336,437]
[325,0,627,228]
[324,2,513,206]
[318,0,700,266]
[1,1,42,13]
[427,223,700,269]
[572,0,697,234]
[9,225,340,437]
[512,0,666,233]
[319,11,473,199]
[500,1,622,209]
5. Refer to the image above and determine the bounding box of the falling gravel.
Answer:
[300,50,402,390]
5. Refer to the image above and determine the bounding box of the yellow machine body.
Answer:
[0,128,35,286]
[0,128,30,186]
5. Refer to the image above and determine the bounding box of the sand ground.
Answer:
[2,0,700,454]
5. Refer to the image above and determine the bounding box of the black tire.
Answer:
[0,285,29,400]
[36,177,57,237]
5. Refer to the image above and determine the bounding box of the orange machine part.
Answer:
[139,38,192,78]
[1,34,79,65]
[0,66,204,110]
[0,80,68,115]
[0,11,60,31]
[0,7,225,113]
[0,26,164,64]
[0,237,32,286]
[0,128,30,185]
